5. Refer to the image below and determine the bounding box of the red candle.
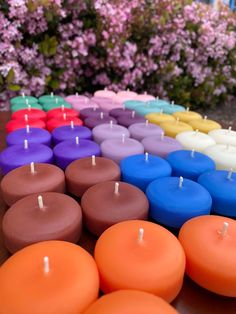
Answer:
[12,108,47,122]
[6,116,46,133]
[47,107,79,120]
[46,114,83,132]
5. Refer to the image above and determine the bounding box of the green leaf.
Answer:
[6,69,15,84]
[8,84,21,91]
[0,74,3,85]
[49,80,60,89]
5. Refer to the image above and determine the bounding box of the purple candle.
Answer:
[141,134,183,159]
[84,113,117,129]
[109,108,133,118]
[0,141,53,175]
[117,112,146,127]
[128,121,163,141]
[79,107,107,120]
[53,137,101,169]
[6,126,51,147]
[92,122,130,144]
[52,124,92,145]
[101,135,144,164]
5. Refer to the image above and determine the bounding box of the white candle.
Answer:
[176,130,216,152]
[208,128,236,147]
[204,144,236,171]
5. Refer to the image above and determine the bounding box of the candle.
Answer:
[176,130,216,152]
[81,181,149,236]
[94,220,186,302]
[146,112,176,125]
[146,176,212,228]
[94,98,122,112]
[188,116,221,133]
[0,241,99,313]
[46,107,79,120]
[178,215,236,297]
[71,99,98,112]
[43,101,72,112]
[6,117,46,133]
[83,290,178,314]
[162,102,185,114]
[109,108,133,118]
[120,153,172,192]
[38,94,64,105]
[53,137,100,170]
[204,144,236,171]
[52,124,92,145]
[134,93,155,102]
[135,105,162,116]
[79,107,106,120]
[141,134,183,159]
[198,169,236,217]
[92,122,130,144]
[160,119,193,138]
[208,127,236,146]
[124,100,145,110]
[10,94,38,106]
[1,163,65,206]
[101,136,144,164]
[0,141,53,175]
[12,108,47,122]
[11,102,43,112]
[94,89,116,99]
[46,115,83,132]
[6,127,51,147]
[167,150,215,181]
[117,112,146,128]
[84,114,117,129]
[117,90,137,99]
[148,99,170,107]
[65,156,120,197]
[173,109,202,123]
[128,122,163,141]
[65,94,89,106]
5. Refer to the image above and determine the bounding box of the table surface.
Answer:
[0,111,236,314]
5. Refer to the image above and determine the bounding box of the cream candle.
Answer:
[204,144,236,171]
[176,130,216,152]
[208,127,236,146]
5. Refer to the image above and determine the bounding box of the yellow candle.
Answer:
[160,119,193,138]
[145,113,175,125]
[173,109,202,123]
[188,116,221,134]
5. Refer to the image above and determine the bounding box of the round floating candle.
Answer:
[101,136,144,164]
[81,181,149,236]
[2,192,82,253]
[176,130,216,152]
[38,93,64,105]
[188,116,221,133]
[0,141,53,175]
[52,124,92,145]
[117,112,146,128]
[135,105,162,116]
[83,290,178,314]
[46,115,83,132]
[80,107,105,120]
[94,220,185,302]
[72,101,98,112]
[178,215,236,297]
[11,102,43,112]
[66,156,120,197]
[120,153,172,192]
[204,144,236,171]
[65,94,89,106]
[6,126,51,147]
[167,150,215,181]
[208,127,236,146]
[84,114,117,129]
[43,101,72,112]
[6,117,46,133]
[198,170,236,217]
[0,240,99,314]
[10,94,38,106]
[160,119,193,138]
[117,90,137,99]
[109,108,133,118]
[146,112,175,125]
[12,108,47,122]
[54,137,100,170]
[124,100,145,110]
[173,109,202,123]
[142,134,183,159]
[46,107,79,120]
[163,102,185,114]
[92,122,130,144]
[94,89,116,99]
[128,121,163,141]
[146,176,212,228]
[148,99,170,107]
[134,93,155,102]
[1,163,65,206]
[97,101,123,112]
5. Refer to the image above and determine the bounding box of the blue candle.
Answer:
[163,103,185,114]
[146,176,212,228]
[198,169,236,217]
[6,127,51,147]
[124,100,145,110]
[53,137,100,170]
[167,150,215,181]
[0,141,53,175]
[135,105,162,116]
[120,153,172,192]
[52,125,92,145]
[148,99,169,107]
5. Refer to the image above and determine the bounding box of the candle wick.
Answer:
[127,88,130,91]
[161,131,164,141]
[176,117,180,124]
[194,129,199,136]
[38,195,44,210]
[51,92,54,97]
[186,107,190,112]
[122,134,125,143]
[191,149,195,158]
[156,96,159,100]
[110,120,113,128]
[27,104,31,112]
[93,106,96,111]
[227,168,233,180]
[171,101,175,106]
[22,92,25,98]
[218,222,229,238]
[144,91,147,95]
[61,105,65,111]
[204,115,207,121]
[145,152,149,162]
[70,121,74,129]
[43,256,50,274]
[24,139,28,150]
[30,162,35,174]
[76,92,78,96]
[114,182,120,195]
[100,112,104,120]
[25,99,29,105]
[26,124,30,133]
[24,114,28,122]
[138,228,144,242]
[92,155,96,166]
[160,109,163,114]
[228,126,232,133]
[179,176,184,188]
[105,87,107,91]
[55,98,58,104]
[132,111,135,118]
[145,120,149,127]
[63,113,66,121]
[75,136,79,145]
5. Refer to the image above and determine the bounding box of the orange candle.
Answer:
[178,215,236,297]
[0,241,99,314]
[94,220,185,303]
[83,290,179,314]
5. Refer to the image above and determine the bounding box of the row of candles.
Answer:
[0,90,235,313]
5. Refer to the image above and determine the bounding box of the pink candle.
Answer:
[94,89,116,99]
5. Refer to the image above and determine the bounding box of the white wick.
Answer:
[75,136,79,145]
[145,120,149,127]
[70,121,74,129]
[160,109,163,114]
[204,115,207,121]
[171,100,175,106]
[176,117,180,124]
[145,152,149,162]
[30,162,35,174]
[26,124,30,133]
[100,112,104,119]
[156,96,159,100]
[110,120,113,128]
[179,176,184,188]
[227,168,233,180]
[191,149,195,158]
[24,139,28,149]
[132,111,135,118]
[38,195,44,210]
[105,87,107,91]
[127,88,130,91]
[138,228,144,242]
[61,104,65,111]
[75,92,78,96]
[93,106,97,111]
[186,107,190,112]
[55,98,58,104]
[28,104,31,111]
[92,155,96,166]
[24,114,28,122]
[228,126,232,133]
[219,222,229,237]
[161,131,164,141]
[43,256,50,274]
[22,92,25,98]
[194,129,199,136]
[63,113,66,120]
[122,133,125,143]
[51,92,54,97]
[144,91,147,95]
[114,182,120,195]
[25,99,29,105]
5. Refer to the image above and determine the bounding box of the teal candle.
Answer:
[135,105,162,116]
[124,100,145,110]
[148,99,169,107]
[38,94,64,105]
[11,103,43,113]
[43,102,72,112]
[10,95,38,106]
[163,103,185,114]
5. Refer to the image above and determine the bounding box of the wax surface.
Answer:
[163,104,185,114]
[12,108,47,121]
[178,215,236,297]
[135,105,162,116]
[81,182,149,236]
[198,170,236,217]
[83,290,178,314]
[124,100,145,110]
[188,118,221,133]
[11,103,43,112]
[94,220,186,302]
[92,123,130,144]
[46,116,82,132]
[120,154,172,191]
[146,177,212,228]
[43,102,72,112]
[204,144,236,171]
[117,114,146,127]
[167,150,215,181]
[46,108,79,120]
[84,115,117,129]
[52,125,92,145]
[1,163,65,206]
[79,107,105,120]
[0,241,99,314]
[10,95,38,106]
[109,108,133,118]
[65,95,89,105]
[94,90,116,99]
[135,94,155,102]
[176,131,216,152]
[128,122,163,141]
[66,157,120,197]
[146,113,176,125]
[6,118,46,133]
[208,128,236,146]
[160,120,193,138]
[38,95,64,105]
[173,111,202,123]
[6,127,51,147]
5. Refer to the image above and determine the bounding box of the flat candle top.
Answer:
[204,144,236,156]
[142,135,182,147]
[173,111,202,122]
[101,137,143,150]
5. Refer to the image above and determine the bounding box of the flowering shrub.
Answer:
[0,0,236,108]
